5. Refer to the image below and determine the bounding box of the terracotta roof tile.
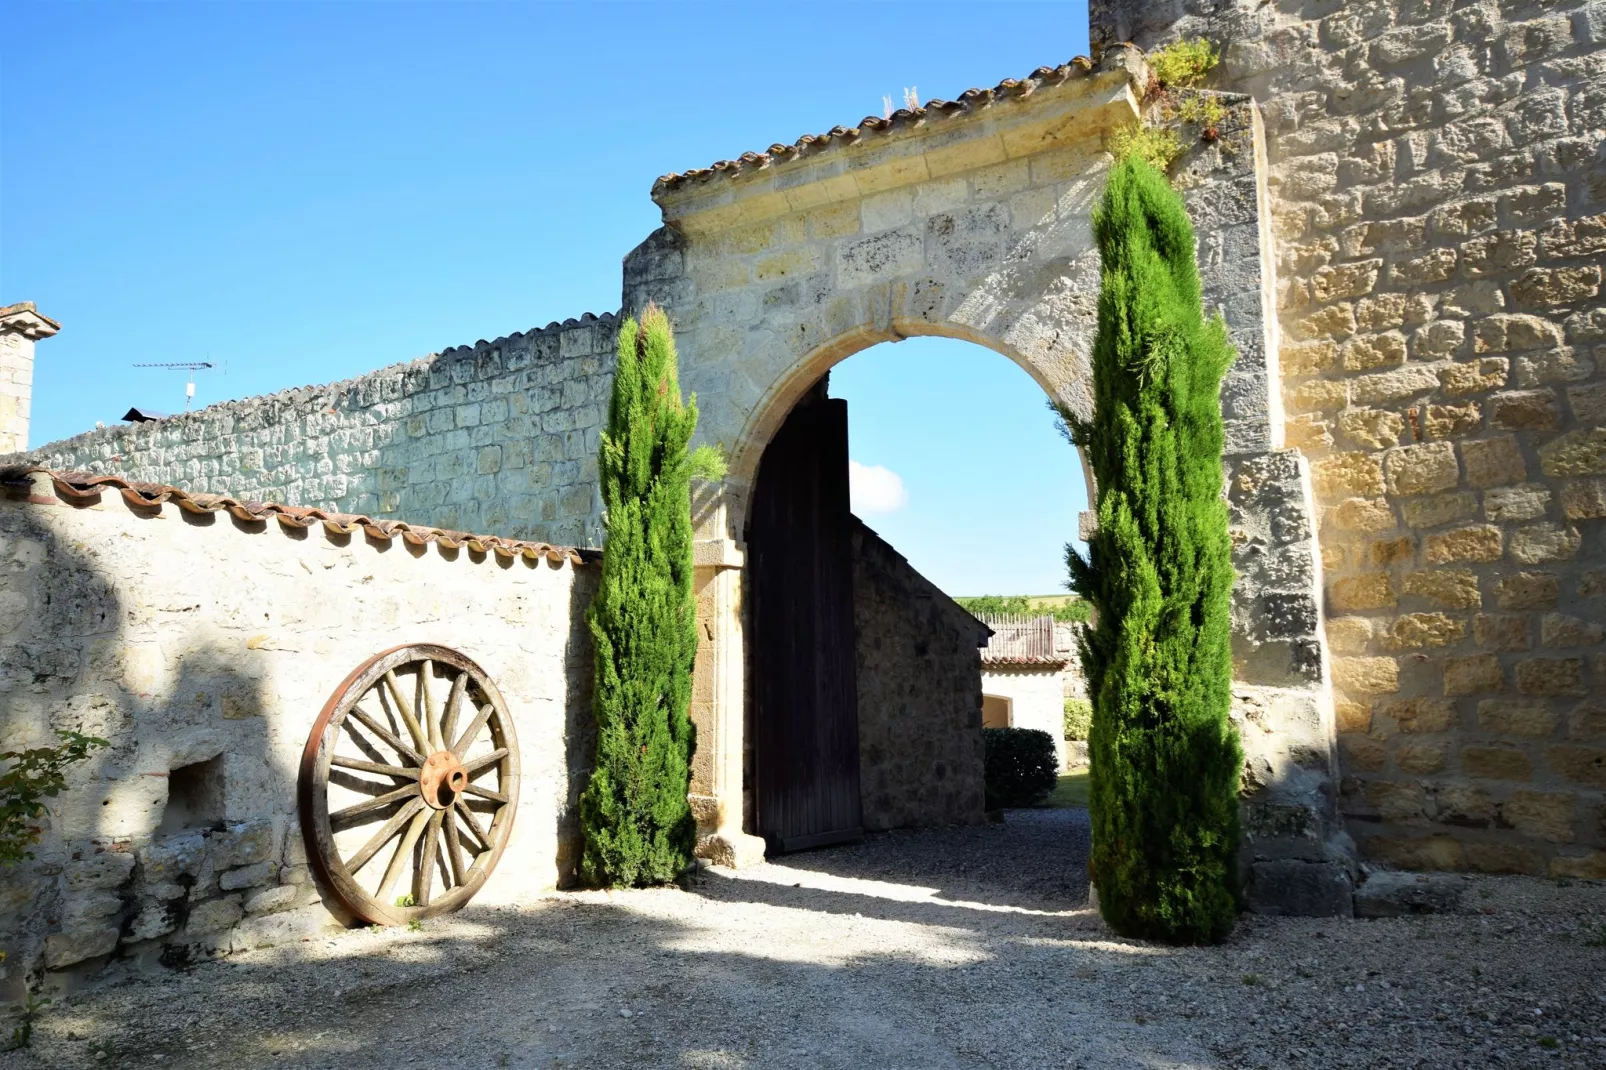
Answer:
[977,613,1071,668]
[0,467,600,566]
[653,57,1099,195]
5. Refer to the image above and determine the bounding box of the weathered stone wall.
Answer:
[10,315,618,549]
[0,330,32,455]
[0,471,595,996]
[981,665,1072,769]
[850,519,989,831]
[0,303,58,455]
[1096,0,1606,878]
[637,55,1347,911]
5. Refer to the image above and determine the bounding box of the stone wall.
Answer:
[0,303,58,455]
[10,315,619,549]
[0,470,595,995]
[850,519,989,831]
[1097,0,1606,878]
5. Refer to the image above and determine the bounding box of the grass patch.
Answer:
[1044,771,1090,809]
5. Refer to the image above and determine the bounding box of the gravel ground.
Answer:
[3,807,1604,1069]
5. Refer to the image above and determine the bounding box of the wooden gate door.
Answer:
[748,394,863,853]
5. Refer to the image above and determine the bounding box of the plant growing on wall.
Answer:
[1147,37,1219,90]
[2,729,107,1049]
[1,730,107,865]
[1066,156,1241,945]
[578,305,701,887]
[1109,37,1225,173]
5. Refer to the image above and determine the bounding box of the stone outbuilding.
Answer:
[979,614,1078,770]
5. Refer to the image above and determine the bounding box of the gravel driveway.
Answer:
[3,807,1604,1069]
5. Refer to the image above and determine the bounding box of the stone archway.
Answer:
[626,48,1354,914]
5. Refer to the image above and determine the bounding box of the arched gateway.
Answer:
[625,51,1350,913]
[11,48,1353,917]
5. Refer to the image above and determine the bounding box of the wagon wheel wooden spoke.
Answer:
[330,755,420,781]
[347,797,427,874]
[347,703,426,767]
[299,644,520,926]
[461,748,509,776]
[441,672,468,753]
[452,702,495,759]
[443,808,468,887]
[383,669,430,755]
[461,783,508,804]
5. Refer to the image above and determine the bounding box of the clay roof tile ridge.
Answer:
[653,55,1096,193]
[0,466,595,567]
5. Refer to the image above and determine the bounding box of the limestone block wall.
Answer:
[981,665,1072,770]
[0,303,59,455]
[0,470,595,996]
[10,315,619,549]
[850,519,989,831]
[1097,0,1606,877]
[0,331,35,455]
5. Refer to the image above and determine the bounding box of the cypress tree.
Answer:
[1067,157,1242,944]
[579,305,699,887]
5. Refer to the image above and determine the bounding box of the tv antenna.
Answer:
[133,360,218,411]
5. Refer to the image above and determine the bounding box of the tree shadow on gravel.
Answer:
[7,895,1193,1070]
[722,807,1093,917]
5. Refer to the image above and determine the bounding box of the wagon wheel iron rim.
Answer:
[298,643,520,926]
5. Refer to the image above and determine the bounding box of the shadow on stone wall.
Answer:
[556,566,599,888]
[1,500,298,1000]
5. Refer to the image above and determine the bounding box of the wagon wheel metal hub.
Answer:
[419,750,469,810]
[298,643,520,926]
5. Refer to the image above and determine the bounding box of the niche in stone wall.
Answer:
[157,755,226,835]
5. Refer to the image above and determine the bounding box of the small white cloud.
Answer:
[849,460,908,514]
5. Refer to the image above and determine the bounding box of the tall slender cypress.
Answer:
[1067,157,1242,944]
[579,306,698,887]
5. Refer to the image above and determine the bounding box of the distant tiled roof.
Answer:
[653,56,1101,194]
[0,467,599,566]
[977,614,1070,667]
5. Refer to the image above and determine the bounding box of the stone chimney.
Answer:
[0,302,61,454]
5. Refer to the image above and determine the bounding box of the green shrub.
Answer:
[1063,698,1092,741]
[2,730,108,865]
[982,728,1059,809]
[578,306,699,887]
[1177,94,1226,131]
[1109,121,1184,173]
[955,594,1091,623]
[1148,37,1220,88]
[1067,156,1242,945]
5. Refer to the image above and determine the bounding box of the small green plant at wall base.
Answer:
[0,730,109,865]
[982,728,1058,809]
[579,305,699,887]
[6,992,49,1051]
[1069,156,1242,945]
[1148,37,1220,89]
[1063,698,1092,741]
[1109,121,1183,173]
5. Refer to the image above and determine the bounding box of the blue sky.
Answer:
[2,1,1090,596]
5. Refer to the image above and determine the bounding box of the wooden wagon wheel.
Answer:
[298,644,519,926]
